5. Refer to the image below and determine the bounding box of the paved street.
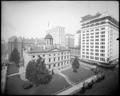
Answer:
[75,67,119,95]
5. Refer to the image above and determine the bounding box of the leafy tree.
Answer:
[9,48,20,67]
[72,56,80,72]
[26,56,52,87]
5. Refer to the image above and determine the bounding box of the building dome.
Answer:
[45,33,53,39]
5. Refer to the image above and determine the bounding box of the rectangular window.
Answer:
[101,35,105,37]
[100,54,105,56]
[95,32,99,34]
[49,58,51,62]
[100,46,105,48]
[95,42,99,45]
[90,36,94,38]
[86,52,89,54]
[95,35,99,38]
[90,56,94,59]
[90,49,94,51]
[82,55,85,57]
[100,58,105,61]
[91,33,94,35]
[95,28,99,31]
[101,31,105,34]
[95,53,99,56]
[95,57,99,60]
[100,42,105,45]
[90,52,94,55]
[100,50,105,52]
[61,56,63,60]
[95,46,99,48]
[101,27,105,30]
[53,64,56,67]
[95,49,99,52]
[100,21,106,24]
[90,46,94,48]
[82,52,85,54]
[86,55,89,58]
[82,49,85,51]
[95,39,99,41]
[86,46,89,48]
[90,39,94,41]
[58,63,60,66]
[64,56,66,59]
[54,58,55,61]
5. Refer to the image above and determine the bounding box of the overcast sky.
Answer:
[2,1,119,45]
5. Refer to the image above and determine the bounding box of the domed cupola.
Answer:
[44,33,53,46]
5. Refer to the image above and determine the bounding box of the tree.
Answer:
[26,56,52,87]
[9,48,20,67]
[72,56,80,72]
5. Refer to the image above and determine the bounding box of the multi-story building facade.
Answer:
[65,34,74,48]
[80,13,119,63]
[1,40,9,63]
[23,33,71,72]
[69,47,80,59]
[77,30,81,49]
[8,36,23,60]
[46,26,66,47]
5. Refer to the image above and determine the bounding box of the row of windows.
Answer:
[48,61,70,69]
[82,22,106,29]
[37,52,70,57]
[82,42,105,44]
[82,49,105,52]
[82,52,105,56]
[48,56,70,62]
[82,38,105,41]
[82,55,105,61]
[83,30,105,35]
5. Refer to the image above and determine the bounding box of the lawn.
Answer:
[5,74,71,95]
[61,66,94,84]
[7,64,19,75]
[32,74,71,95]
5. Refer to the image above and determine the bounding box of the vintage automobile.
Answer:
[23,82,33,89]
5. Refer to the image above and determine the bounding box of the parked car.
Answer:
[96,73,105,82]
[23,82,33,89]
[83,82,89,89]
[79,86,85,93]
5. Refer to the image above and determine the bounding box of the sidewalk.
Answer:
[1,66,7,93]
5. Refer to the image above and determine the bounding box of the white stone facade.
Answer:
[80,15,119,63]
[24,48,71,72]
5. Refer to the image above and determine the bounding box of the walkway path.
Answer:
[58,72,75,86]
[55,75,97,95]
[7,66,28,81]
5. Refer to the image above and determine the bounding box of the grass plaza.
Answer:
[5,63,94,95]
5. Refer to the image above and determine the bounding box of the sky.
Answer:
[2,1,119,46]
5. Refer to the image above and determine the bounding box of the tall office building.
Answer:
[65,34,74,48]
[80,12,119,63]
[77,30,81,48]
[46,26,66,47]
[8,36,23,59]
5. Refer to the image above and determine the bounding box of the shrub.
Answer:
[72,57,80,72]
[26,56,52,87]
[9,48,20,67]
